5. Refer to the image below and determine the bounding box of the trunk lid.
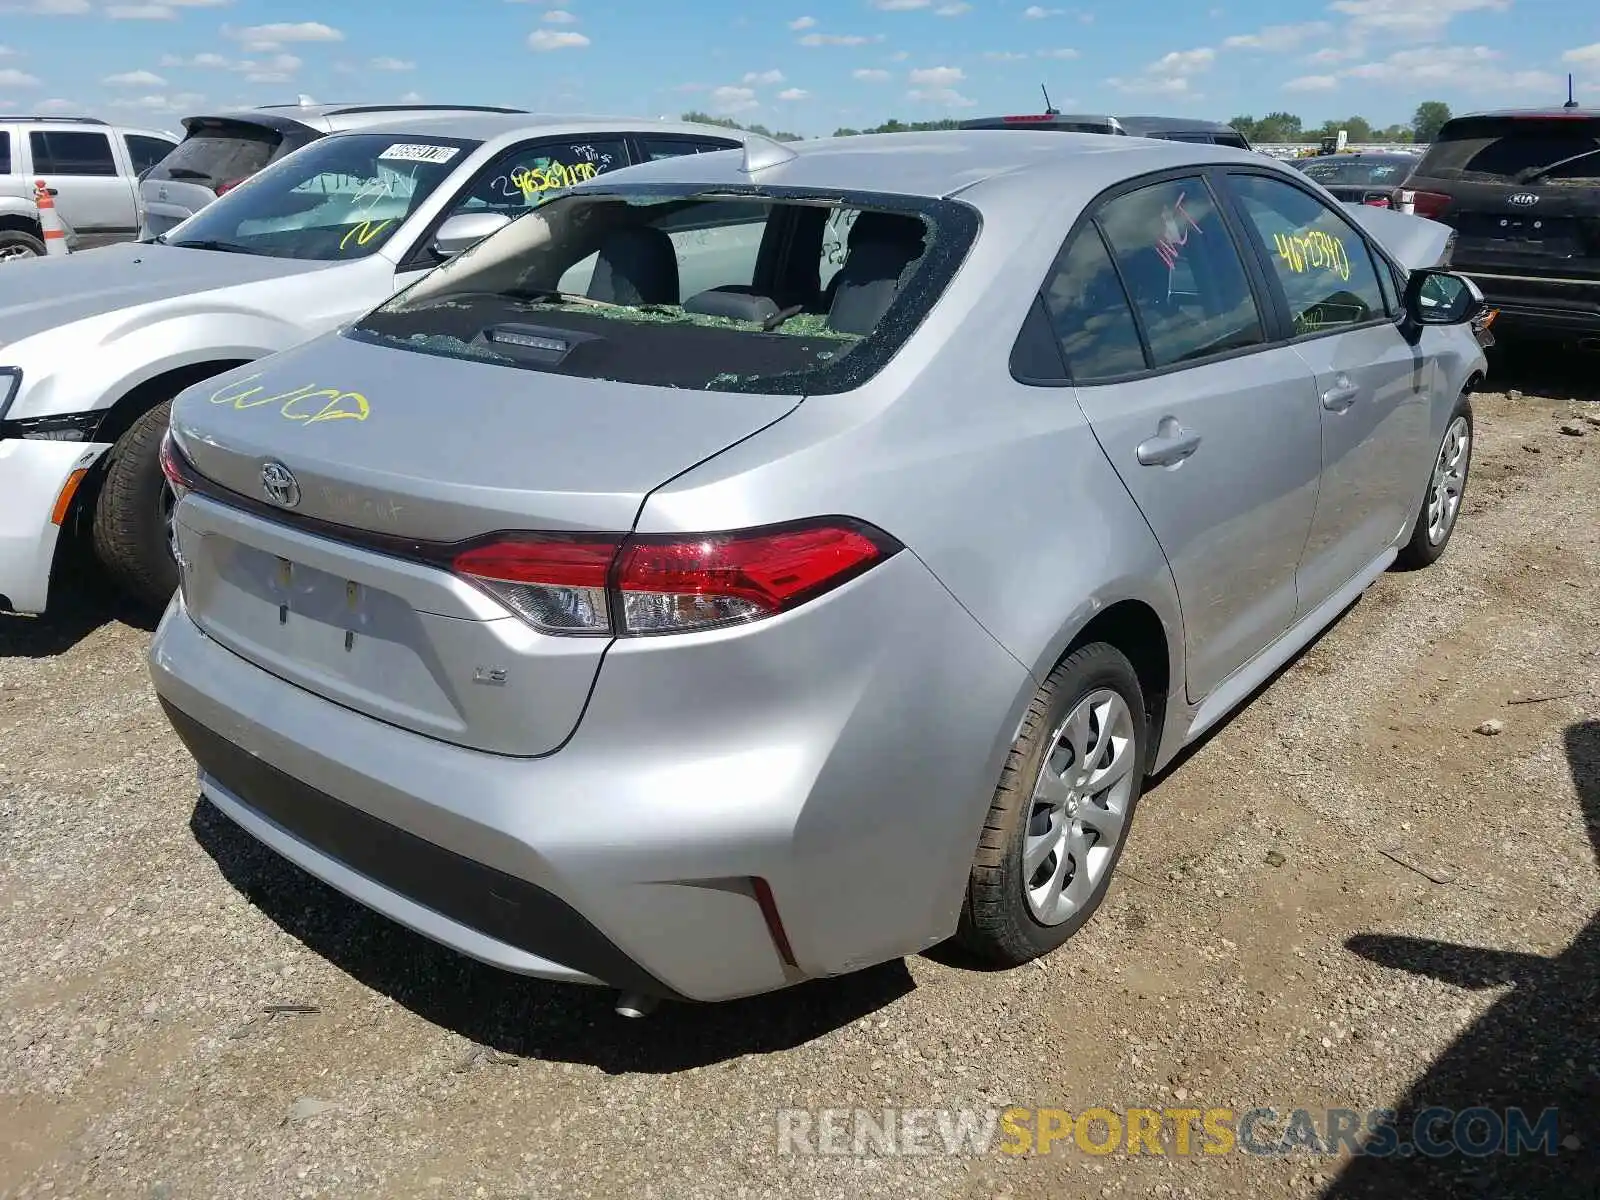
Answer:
[168,331,802,757]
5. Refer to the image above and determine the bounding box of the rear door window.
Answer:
[145,121,283,188]
[1038,227,1147,381]
[0,132,10,176]
[1094,176,1265,368]
[125,134,177,176]
[29,130,117,177]
[1415,116,1600,184]
[448,136,629,218]
[638,136,740,160]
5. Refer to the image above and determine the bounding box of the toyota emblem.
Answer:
[1508,193,1540,207]
[260,460,301,508]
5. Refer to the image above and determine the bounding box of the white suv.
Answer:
[138,101,533,239]
[0,115,177,259]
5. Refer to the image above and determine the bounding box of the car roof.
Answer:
[325,111,757,145]
[182,103,531,135]
[1443,106,1600,123]
[567,128,1266,206]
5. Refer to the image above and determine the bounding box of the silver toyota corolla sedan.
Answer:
[148,131,1489,1008]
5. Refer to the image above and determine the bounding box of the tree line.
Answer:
[683,101,1454,145]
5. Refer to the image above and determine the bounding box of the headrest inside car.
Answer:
[683,288,781,325]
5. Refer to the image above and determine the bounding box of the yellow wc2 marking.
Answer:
[208,374,371,425]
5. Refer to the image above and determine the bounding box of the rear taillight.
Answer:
[213,177,246,196]
[450,518,901,637]
[159,431,197,497]
[1396,188,1451,218]
[1002,114,1057,123]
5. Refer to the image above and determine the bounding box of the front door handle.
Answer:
[1321,379,1361,412]
[1136,418,1203,467]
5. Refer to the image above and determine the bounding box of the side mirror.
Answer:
[431,210,511,259]
[1403,268,1486,327]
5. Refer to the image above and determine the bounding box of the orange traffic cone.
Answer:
[33,179,68,257]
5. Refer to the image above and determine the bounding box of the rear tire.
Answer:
[0,229,46,261]
[93,400,178,611]
[955,643,1149,967]
[1395,394,1473,571]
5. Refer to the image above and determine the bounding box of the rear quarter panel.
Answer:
[633,185,1186,943]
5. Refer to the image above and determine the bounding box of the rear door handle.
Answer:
[1136,419,1203,467]
[1321,381,1361,412]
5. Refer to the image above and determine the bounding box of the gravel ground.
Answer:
[3,350,1599,1200]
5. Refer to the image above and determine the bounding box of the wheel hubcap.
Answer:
[1426,415,1471,546]
[1023,688,1139,926]
[0,244,39,262]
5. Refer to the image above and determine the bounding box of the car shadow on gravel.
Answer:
[0,570,159,657]
[1486,340,1600,403]
[188,799,915,1071]
[1323,719,1600,1200]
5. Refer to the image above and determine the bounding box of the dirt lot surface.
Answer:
[3,352,1599,1200]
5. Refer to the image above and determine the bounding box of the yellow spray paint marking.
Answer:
[1273,229,1351,281]
[207,373,372,425]
[339,218,393,252]
[510,160,599,202]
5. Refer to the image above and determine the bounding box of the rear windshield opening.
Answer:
[1416,117,1600,184]
[1300,159,1409,186]
[146,120,283,188]
[351,189,979,394]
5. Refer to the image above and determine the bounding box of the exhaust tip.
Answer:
[614,991,659,1019]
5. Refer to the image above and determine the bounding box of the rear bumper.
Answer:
[148,549,1029,1002]
[1456,271,1600,337]
[0,438,108,614]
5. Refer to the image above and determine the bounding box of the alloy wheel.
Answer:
[1427,415,1471,546]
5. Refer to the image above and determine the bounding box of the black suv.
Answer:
[1399,107,1600,343]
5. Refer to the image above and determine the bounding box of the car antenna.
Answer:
[1564,73,1578,109]
[1040,83,1060,116]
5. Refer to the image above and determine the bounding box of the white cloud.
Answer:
[798,32,876,45]
[1305,45,1363,64]
[369,56,414,71]
[743,68,785,84]
[36,98,87,113]
[1022,5,1061,17]
[107,5,181,17]
[1564,43,1600,65]
[226,21,343,51]
[235,53,301,82]
[788,15,816,28]
[1284,73,1339,91]
[398,90,423,103]
[853,67,891,80]
[872,0,930,8]
[936,2,970,12]
[1312,44,1558,94]
[984,50,1029,60]
[1328,0,1510,42]
[889,49,909,60]
[1150,47,1215,72]
[776,87,809,100]
[710,84,758,114]
[542,8,577,22]
[528,28,589,50]
[109,90,204,113]
[0,66,38,86]
[0,0,89,12]
[1037,47,1078,58]
[160,51,231,68]
[103,68,166,85]
[1109,74,1194,94]
[908,65,963,86]
[907,86,973,106]
[1223,21,1332,51]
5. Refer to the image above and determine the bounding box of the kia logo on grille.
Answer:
[1509,193,1540,207]
[260,460,301,508]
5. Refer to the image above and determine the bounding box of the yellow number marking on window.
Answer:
[1273,229,1351,281]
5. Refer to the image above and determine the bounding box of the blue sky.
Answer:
[0,0,1594,136]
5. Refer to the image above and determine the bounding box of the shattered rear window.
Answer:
[348,186,979,394]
